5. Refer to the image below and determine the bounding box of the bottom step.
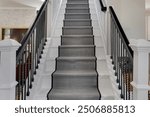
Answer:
[48,88,100,100]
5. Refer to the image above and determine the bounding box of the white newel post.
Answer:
[129,39,150,100]
[0,39,21,100]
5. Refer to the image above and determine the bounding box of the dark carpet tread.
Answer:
[47,0,101,100]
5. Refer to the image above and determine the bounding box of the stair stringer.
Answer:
[27,37,52,100]
[27,0,67,100]
[106,56,123,100]
[89,0,115,100]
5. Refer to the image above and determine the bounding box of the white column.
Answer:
[130,39,150,100]
[0,39,21,100]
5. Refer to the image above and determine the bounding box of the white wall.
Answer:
[146,9,150,40]
[51,0,62,22]
[106,0,121,18]
[120,0,145,39]
[107,0,145,39]
[101,0,145,54]
[47,0,62,37]
[0,8,36,40]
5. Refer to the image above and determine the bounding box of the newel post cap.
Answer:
[129,39,150,51]
[0,39,21,51]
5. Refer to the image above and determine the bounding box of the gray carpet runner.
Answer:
[47,0,101,100]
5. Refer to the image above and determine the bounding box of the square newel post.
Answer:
[129,39,150,100]
[0,39,21,100]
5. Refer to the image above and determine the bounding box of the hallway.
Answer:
[0,0,149,100]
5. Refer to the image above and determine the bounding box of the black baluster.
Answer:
[110,16,113,60]
[24,46,27,100]
[45,7,48,43]
[30,35,33,88]
[114,26,116,69]
[128,54,131,100]
[120,41,124,98]
[109,6,133,100]
[116,29,119,84]
[18,60,21,100]
[112,19,115,64]
[27,39,31,96]
[21,53,24,100]
[118,33,121,89]
[122,44,126,99]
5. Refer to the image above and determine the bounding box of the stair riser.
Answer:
[67,0,89,4]
[66,4,89,9]
[66,9,90,13]
[59,47,95,56]
[65,14,91,19]
[48,90,100,100]
[56,60,96,70]
[68,0,88,1]
[62,28,93,35]
[53,76,97,88]
[61,36,94,45]
[64,20,92,26]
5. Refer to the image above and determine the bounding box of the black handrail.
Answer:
[109,6,133,100]
[99,0,107,12]
[109,6,133,56]
[16,0,48,100]
[17,0,48,57]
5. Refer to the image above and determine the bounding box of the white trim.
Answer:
[131,82,150,90]
[93,0,107,54]
[0,81,18,89]
[51,0,64,37]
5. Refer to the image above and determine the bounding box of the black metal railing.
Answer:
[149,57,150,100]
[109,6,133,100]
[99,0,107,12]
[16,0,48,100]
[148,90,150,100]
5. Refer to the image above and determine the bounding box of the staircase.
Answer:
[47,0,101,100]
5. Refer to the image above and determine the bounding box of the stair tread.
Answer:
[57,56,96,60]
[67,2,88,5]
[66,7,90,10]
[65,13,90,14]
[64,19,91,21]
[53,70,97,76]
[63,26,93,28]
[66,7,89,9]
[50,88,99,93]
[49,88,100,100]
[60,45,95,47]
[47,0,101,100]
[67,0,89,3]
[62,35,94,37]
